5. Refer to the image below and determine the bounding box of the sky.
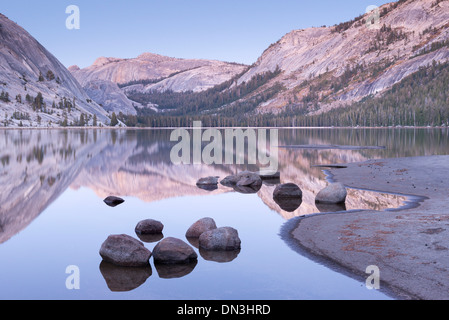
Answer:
[1,0,393,68]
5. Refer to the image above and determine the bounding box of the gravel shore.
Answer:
[281,155,449,300]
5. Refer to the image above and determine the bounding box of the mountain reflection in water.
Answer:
[1,128,448,244]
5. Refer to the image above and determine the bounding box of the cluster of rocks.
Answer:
[197,171,280,194]
[272,181,347,212]
[196,171,347,213]
[99,217,241,269]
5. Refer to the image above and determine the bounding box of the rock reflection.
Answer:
[315,202,347,213]
[196,184,218,192]
[199,248,241,263]
[0,129,109,244]
[232,184,261,194]
[186,237,200,249]
[136,233,164,243]
[99,261,152,292]
[273,197,303,212]
[154,260,198,279]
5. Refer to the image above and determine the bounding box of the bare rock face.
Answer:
[70,53,248,93]
[99,234,152,267]
[234,0,449,114]
[315,183,347,204]
[199,227,241,251]
[152,237,198,264]
[186,218,217,238]
[0,14,110,127]
[82,80,138,115]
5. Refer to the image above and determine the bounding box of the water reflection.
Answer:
[199,248,241,263]
[154,261,198,279]
[99,261,152,292]
[273,196,303,213]
[136,233,164,243]
[1,128,448,244]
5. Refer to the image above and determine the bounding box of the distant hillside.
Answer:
[253,59,449,127]
[69,53,248,115]
[118,0,449,126]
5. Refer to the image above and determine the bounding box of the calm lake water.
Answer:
[0,127,448,300]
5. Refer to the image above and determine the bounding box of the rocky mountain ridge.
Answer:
[69,54,248,113]
[81,0,449,120]
[232,0,449,115]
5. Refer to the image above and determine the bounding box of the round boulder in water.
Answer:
[199,227,241,251]
[315,182,347,204]
[186,217,217,238]
[273,183,303,199]
[135,219,164,235]
[99,234,151,267]
[152,237,198,264]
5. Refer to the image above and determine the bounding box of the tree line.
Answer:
[126,66,282,116]
[119,59,449,128]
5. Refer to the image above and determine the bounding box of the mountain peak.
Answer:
[68,65,80,72]
[92,56,123,67]
[136,52,174,61]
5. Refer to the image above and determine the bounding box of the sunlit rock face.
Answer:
[232,0,449,114]
[70,53,248,92]
[82,80,139,115]
[69,53,248,114]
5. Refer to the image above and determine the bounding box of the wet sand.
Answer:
[282,155,449,300]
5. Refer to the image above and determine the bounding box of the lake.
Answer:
[0,127,448,300]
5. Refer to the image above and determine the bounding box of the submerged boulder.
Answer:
[185,217,217,238]
[196,176,219,186]
[315,182,347,204]
[152,237,198,264]
[103,196,125,207]
[99,234,151,267]
[199,227,241,251]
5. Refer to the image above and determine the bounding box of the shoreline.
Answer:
[0,126,448,131]
[281,155,449,300]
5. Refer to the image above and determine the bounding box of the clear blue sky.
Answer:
[2,0,393,68]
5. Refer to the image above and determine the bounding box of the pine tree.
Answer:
[110,112,118,126]
[46,70,55,81]
[79,113,85,126]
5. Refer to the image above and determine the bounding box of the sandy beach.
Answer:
[281,155,449,300]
